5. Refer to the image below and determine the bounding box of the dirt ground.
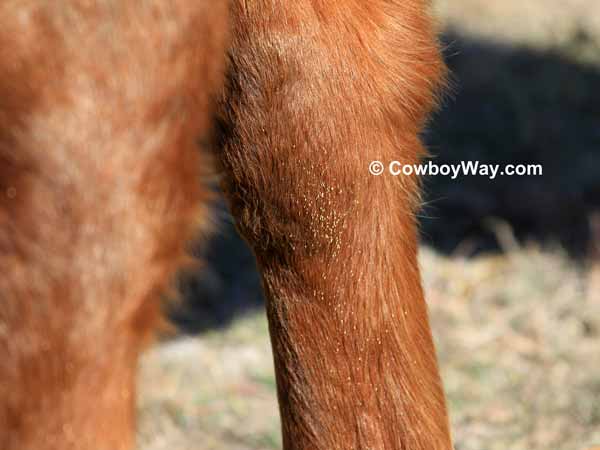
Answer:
[138,1,600,449]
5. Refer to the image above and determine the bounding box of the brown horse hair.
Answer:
[0,1,452,449]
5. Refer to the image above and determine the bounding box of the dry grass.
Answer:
[138,1,600,449]
[435,0,600,53]
[138,245,600,450]
[424,245,600,450]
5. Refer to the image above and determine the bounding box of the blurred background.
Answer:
[138,1,600,449]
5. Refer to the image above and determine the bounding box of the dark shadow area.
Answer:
[171,30,600,332]
[422,29,600,257]
[170,200,265,333]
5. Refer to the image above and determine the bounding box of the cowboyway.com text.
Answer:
[368,160,543,179]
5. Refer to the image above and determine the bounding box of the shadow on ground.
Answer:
[171,30,600,333]
[421,30,600,257]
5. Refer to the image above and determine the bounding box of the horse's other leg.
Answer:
[0,2,227,449]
